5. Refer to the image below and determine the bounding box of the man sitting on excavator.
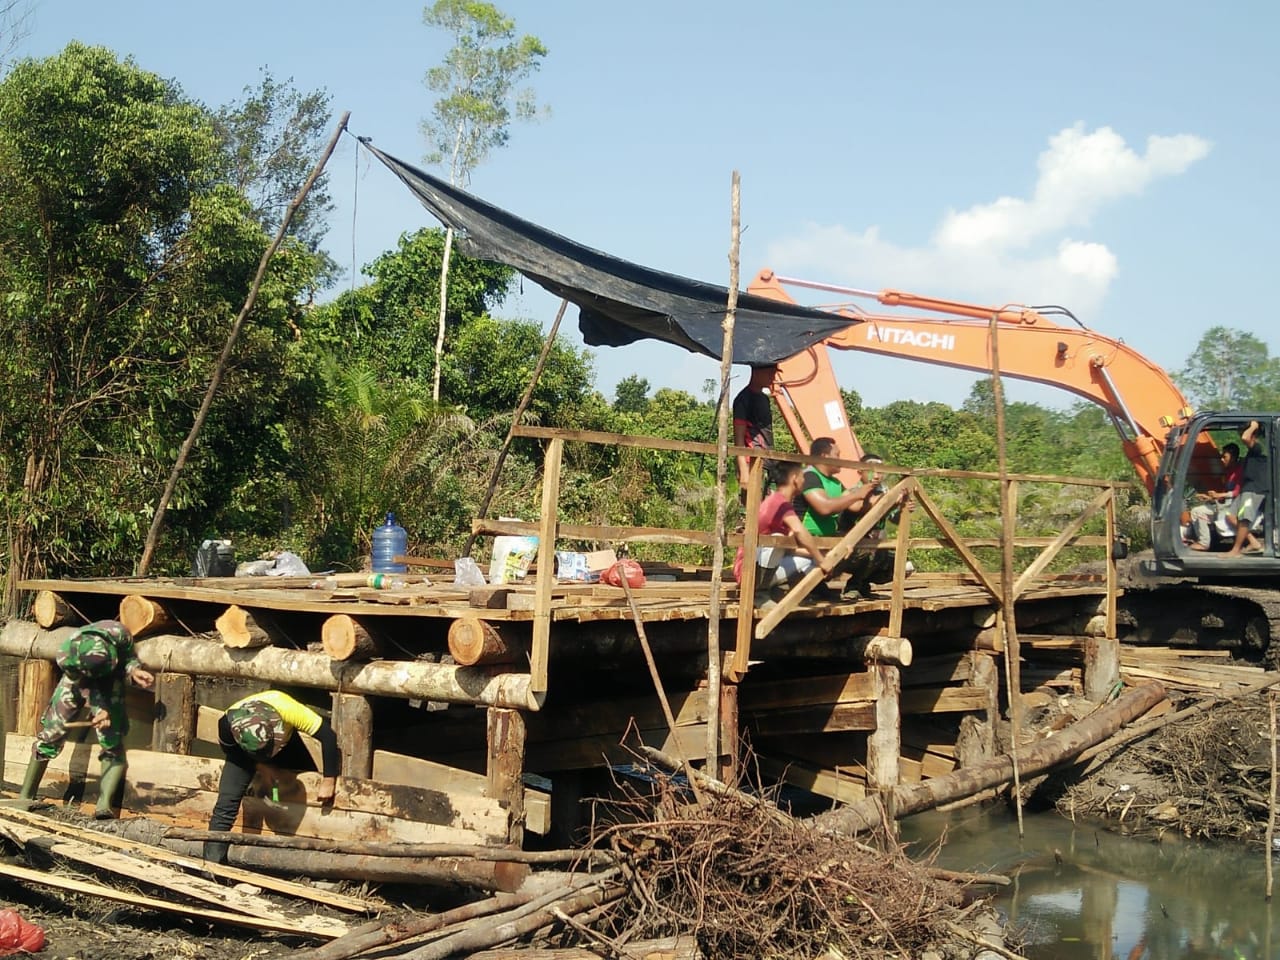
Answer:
[1226,419,1268,557]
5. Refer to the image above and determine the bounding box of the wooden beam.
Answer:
[739,672,877,712]
[867,665,901,793]
[887,498,914,638]
[1012,487,1112,598]
[729,456,765,682]
[531,437,563,695]
[372,751,550,836]
[486,707,526,847]
[17,659,55,737]
[332,693,374,780]
[911,484,1000,600]
[151,673,195,754]
[0,621,539,710]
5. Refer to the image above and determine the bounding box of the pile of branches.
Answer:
[586,764,967,960]
[1057,698,1276,843]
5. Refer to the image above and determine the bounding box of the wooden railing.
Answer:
[488,425,1123,694]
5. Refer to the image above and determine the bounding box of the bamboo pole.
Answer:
[1268,690,1276,902]
[619,576,704,805]
[463,299,568,558]
[989,312,1024,838]
[137,111,351,575]
[707,170,742,773]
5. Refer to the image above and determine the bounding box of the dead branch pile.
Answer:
[1057,698,1275,844]
[586,767,967,960]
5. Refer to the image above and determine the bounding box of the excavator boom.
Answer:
[749,269,1193,493]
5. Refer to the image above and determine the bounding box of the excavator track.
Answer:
[1111,561,1280,668]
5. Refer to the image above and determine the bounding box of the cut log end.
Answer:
[322,614,383,661]
[215,605,272,649]
[33,590,77,629]
[119,594,176,639]
[449,616,521,667]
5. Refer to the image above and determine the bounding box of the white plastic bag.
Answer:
[454,556,487,587]
[267,551,311,577]
[488,525,539,585]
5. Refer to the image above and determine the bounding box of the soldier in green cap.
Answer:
[18,619,154,819]
[204,689,341,864]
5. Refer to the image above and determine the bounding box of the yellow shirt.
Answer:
[228,690,323,738]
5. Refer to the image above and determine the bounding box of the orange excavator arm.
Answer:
[749,269,1194,494]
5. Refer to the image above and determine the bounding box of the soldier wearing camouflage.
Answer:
[19,619,155,818]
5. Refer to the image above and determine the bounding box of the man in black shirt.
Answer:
[732,363,778,504]
[1227,419,1268,556]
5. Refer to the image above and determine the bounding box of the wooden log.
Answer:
[450,616,522,667]
[486,707,526,847]
[814,681,1167,835]
[867,664,901,793]
[32,590,76,628]
[119,594,177,638]
[0,621,539,710]
[1084,636,1121,702]
[215,605,273,649]
[151,673,195,754]
[321,614,384,661]
[467,938,703,960]
[16,659,55,736]
[858,635,912,667]
[333,693,373,780]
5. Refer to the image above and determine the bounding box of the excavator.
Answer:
[748,269,1280,661]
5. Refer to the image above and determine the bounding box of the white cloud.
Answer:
[766,124,1210,315]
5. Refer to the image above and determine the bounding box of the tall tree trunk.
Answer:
[432,226,455,403]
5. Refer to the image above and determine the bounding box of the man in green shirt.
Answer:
[796,439,911,599]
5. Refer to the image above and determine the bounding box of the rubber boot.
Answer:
[94,759,127,820]
[18,757,48,801]
[202,840,230,865]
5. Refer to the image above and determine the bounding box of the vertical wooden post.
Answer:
[531,437,563,696]
[1105,487,1118,640]
[1084,638,1121,702]
[151,674,195,754]
[486,707,527,847]
[17,660,56,736]
[332,693,374,779]
[887,485,915,638]
[706,169,742,776]
[867,664,901,796]
[729,456,765,682]
[718,682,740,784]
[958,652,998,767]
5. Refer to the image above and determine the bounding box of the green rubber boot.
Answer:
[18,757,48,801]
[95,759,127,820]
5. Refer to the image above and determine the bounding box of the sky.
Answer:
[13,1,1280,413]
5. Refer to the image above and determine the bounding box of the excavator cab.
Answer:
[1150,413,1278,577]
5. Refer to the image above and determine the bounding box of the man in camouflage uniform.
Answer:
[18,620,155,819]
[204,689,340,864]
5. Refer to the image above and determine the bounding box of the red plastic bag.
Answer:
[0,909,46,955]
[601,558,646,589]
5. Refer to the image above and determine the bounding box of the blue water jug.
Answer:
[372,512,408,573]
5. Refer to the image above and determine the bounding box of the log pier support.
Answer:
[1084,637,1121,702]
[151,673,195,754]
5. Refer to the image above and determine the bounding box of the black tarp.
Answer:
[366,145,853,365]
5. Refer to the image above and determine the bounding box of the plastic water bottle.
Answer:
[366,574,407,590]
[371,512,408,573]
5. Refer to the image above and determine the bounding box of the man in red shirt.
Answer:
[734,461,835,604]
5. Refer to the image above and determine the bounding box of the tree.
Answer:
[421,0,547,401]
[215,69,336,265]
[613,375,651,413]
[1175,326,1280,411]
[0,43,324,605]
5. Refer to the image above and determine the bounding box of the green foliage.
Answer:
[420,0,548,185]
[215,68,336,266]
[613,375,650,414]
[1175,326,1280,411]
[0,43,328,601]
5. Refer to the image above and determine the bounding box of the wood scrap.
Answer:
[0,860,348,939]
